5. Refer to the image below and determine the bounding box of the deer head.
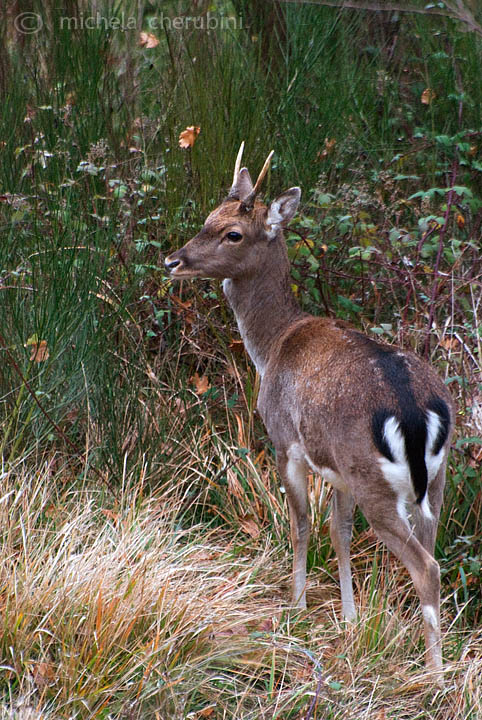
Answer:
[165,143,301,280]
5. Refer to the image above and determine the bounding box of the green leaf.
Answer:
[449,186,473,198]
[337,296,362,314]
[455,436,482,449]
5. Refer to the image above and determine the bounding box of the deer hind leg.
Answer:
[362,497,443,676]
[330,489,356,621]
[279,445,309,609]
[412,459,447,555]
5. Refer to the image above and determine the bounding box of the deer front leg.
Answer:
[279,446,309,609]
[330,489,356,621]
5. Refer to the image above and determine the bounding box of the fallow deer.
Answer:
[165,144,454,678]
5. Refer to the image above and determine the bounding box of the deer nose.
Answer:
[165,255,182,271]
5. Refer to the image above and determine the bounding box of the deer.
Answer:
[165,143,454,680]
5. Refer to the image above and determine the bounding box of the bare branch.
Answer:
[275,0,482,36]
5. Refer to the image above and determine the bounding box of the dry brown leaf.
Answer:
[440,337,459,351]
[421,88,436,105]
[216,623,249,637]
[33,661,55,690]
[228,339,245,354]
[101,509,120,523]
[29,339,49,363]
[239,515,260,539]
[171,294,195,325]
[179,125,201,149]
[317,137,336,160]
[138,32,159,48]
[197,707,215,718]
[191,372,210,395]
[292,662,315,682]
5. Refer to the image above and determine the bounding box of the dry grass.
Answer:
[1,459,480,720]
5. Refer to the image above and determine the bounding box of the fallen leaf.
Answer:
[139,32,159,48]
[256,617,273,633]
[239,515,260,539]
[197,706,216,717]
[179,125,201,149]
[292,661,315,682]
[216,623,249,637]
[33,661,55,690]
[421,88,436,105]
[191,372,210,395]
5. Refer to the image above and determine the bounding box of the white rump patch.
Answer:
[377,415,413,523]
[419,493,433,521]
[378,410,448,522]
[425,409,445,482]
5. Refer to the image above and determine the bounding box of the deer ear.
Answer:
[235,167,254,201]
[267,187,301,227]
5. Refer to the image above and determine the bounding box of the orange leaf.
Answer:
[139,32,159,48]
[197,707,215,717]
[179,125,201,149]
[440,337,459,351]
[421,88,436,105]
[191,372,210,395]
[29,339,49,363]
[317,137,336,160]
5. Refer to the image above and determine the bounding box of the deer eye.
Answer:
[226,231,242,243]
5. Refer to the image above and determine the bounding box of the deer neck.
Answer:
[222,239,305,377]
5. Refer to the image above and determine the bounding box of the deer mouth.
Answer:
[168,267,200,279]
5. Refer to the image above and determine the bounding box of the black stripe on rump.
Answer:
[352,333,428,504]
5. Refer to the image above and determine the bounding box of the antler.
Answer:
[228,144,274,206]
[232,141,245,186]
[251,149,274,196]
[242,149,274,209]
